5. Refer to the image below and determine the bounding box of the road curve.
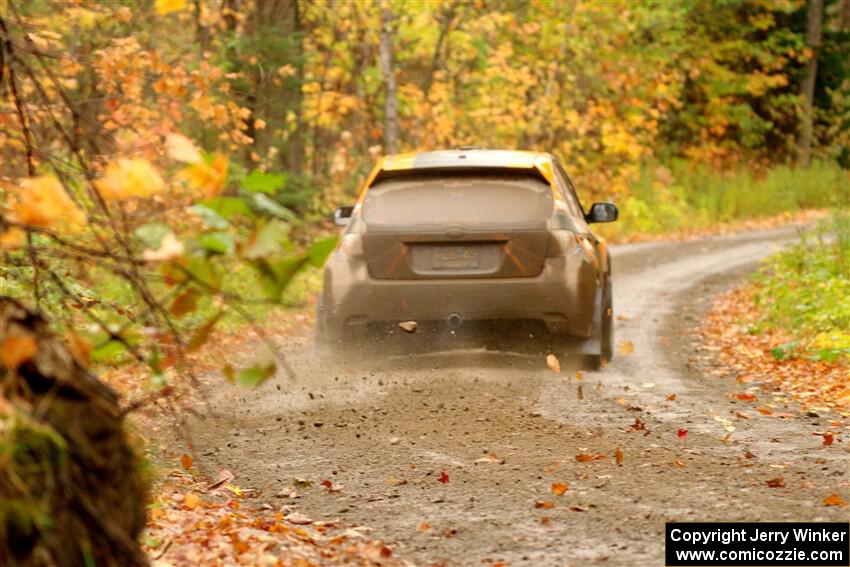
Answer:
[186,224,849,567]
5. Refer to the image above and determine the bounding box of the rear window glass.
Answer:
[363,174,553,228]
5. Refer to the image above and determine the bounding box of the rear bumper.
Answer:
[320,251,599,339]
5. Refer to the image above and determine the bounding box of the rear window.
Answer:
[363,173,553,228]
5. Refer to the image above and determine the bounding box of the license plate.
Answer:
[432,245,480,269]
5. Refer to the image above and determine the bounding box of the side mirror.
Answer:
[585,202,618,223]
[334,205,354,226]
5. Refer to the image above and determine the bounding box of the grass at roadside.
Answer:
[699,213,850,416]
[595,160,848,240]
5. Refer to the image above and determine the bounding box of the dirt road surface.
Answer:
[184,225,849,566]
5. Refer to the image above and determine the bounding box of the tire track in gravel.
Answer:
[183,224,849,567]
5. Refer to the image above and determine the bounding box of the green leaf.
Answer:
[188,204,230,229]
[241,170,286,194]
[243,220,289,259]
[201,196,255,220]
[251,193,298,222]
[307,236,339,267]
[237,360,276,386]
[196,232,236,255]
[184,257,220,289]
[91,340,128,363]
[187,311,223,351]
[134,223,171,249]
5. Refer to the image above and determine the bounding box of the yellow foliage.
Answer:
[179,154,229,197]
[0,227,26,251]
[95,158,166,200]
[166,133,202,164]
[155,0,186,16]
[13,175,86,231]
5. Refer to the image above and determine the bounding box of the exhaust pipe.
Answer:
[447,312,463,329]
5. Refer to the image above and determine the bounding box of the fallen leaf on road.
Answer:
[417,520,431,532]
[628,417,647,432]
[535,501,555,509]
[756,407,773,415]
[551,482,569,496]
[666,393,677,401]
[672,459,686,468]
[677,429,688,439]
[823,494,848,507]
[286,512,313,525]
[183,492,199,509]
[743,450,757,459]
[546,353,560,373]
[576,454,606,462]
[390,436,400,445]
[180,454,193,470]
[437,471,449,484]
[575,371,583,381]
[766,477,785,488]
[735,393,757,401]
[475,453,504,464]
[207,469,235,490]
[569,505,588,512]
[320,480,343,494]
[615,447,624,465]
[539,517,550,525]
[817,432,835,446]
[735,411,750,419]
[619,341,634,355]
[398,321,417,333]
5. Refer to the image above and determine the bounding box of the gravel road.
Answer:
[185,225,849,566]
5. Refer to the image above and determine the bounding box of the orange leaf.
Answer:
[766,476,785,488]
[618,340,634,355]
[551,482,568,496]
[823,494,848,507]
[183,492,200,509]
[672,459,686,468]
[534,501,555,509]
[756,407,773,415]
[575,454,606,462]
[418,520,431,532]
[180,453,193,470]
[1,334,37,371]
[822,433,834,447]
[615,447,624,465]
[170,289,198,318]
[65,332,91,366]
[666,393,677,401]
[735,393,757,401]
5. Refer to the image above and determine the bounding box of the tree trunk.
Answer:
[0,297,148,567]
[379,1,399,154]
[796,0,824,166]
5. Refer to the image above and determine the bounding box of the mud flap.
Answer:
[565,284,603,356]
